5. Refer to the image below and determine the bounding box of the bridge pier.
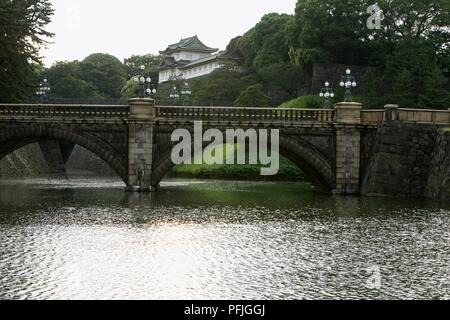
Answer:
[126,98,156,193]
[334,102,362,195]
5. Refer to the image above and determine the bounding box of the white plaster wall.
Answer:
[158,68,182,83]
[158,62,222,83]
[170,51,210,61]
[183,62,222,80]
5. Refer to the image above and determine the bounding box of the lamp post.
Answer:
[36,78,51,101]
[143,77,157,98]
[339,69,357,102]
[180,82,192,106]
[133,65,157,98]
[169,86,180,105]
[319,81,335,109]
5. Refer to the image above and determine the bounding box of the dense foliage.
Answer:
[155,64,260,106]
[286,0,450,108]
[159,13,304,107]
[278,95,323,109]
[78,53,127,99]
[0,0,54,102]
[121,54,162,99]
[5,0,448,109]
[234,84,271,107]
[172,147,306,181]
[42,53,162,101]
[228,13,305,105]
[43,54,131,100]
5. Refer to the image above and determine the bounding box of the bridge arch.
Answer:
[0,124,128,184]
[151,134,335,192]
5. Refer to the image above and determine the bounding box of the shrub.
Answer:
[278,95,323,109]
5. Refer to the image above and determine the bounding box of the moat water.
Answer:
[0,177,449,300]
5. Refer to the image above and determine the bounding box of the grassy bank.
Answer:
[171,156,306,181]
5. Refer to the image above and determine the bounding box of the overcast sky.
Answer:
[40,0,296,67]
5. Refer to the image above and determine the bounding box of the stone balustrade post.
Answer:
[385,104,399,122]
[334,102,362,195]
[129,97,156,120]
[335,102,362,124]
[127,98,156,192]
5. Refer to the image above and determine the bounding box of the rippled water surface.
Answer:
[0,177,449,300]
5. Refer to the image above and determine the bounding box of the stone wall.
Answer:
[0,143,50,178]
[361,122,436,197]
[65,145,117,176]
[425,131,450,202]
[0,143,118,179]
[360,127,378,183]
[38,141,66,174]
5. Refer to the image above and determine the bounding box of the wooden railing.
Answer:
[0,104,130,119]
[155,106,336,123]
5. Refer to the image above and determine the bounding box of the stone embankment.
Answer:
[0,143,50,178]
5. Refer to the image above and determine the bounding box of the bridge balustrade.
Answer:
[0,104,130,119]
[360,110,385,124]
[398,109,450,124]
[155,106,336,123]
[1,104,448,125]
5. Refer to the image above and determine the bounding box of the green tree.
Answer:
[286,0,450,108]
[80,53,127,99]
[124,54,163,80]
[121,79,140,99]
[234,84,271,107]
[226,13,306,104]
[376,0,450,44]
[391,69,418,107]
[383,39,449,108]
[286,0,372,71]
[0,0,54,102]
[419,65,450,109]
[51,76,102,99]
[234,13,293,72]
[44,61,103,99]
[361,68,378,98]
[258,62,306,99]
[287,0,449,69]
[186,65,259,106]
[45,61,81,83]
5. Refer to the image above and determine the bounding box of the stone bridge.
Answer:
[0,100,449,197]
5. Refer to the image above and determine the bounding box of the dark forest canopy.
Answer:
[285,0,450,108]
[0,0,54,102]
[1,0,448,108]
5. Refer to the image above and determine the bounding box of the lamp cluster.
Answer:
[36,78,51,100]
[169,86,180,100]
[340,69,357,102]
[318,68,358,107]
[319,82,335,109]
[170,82,192,106]
[133,65,157,98]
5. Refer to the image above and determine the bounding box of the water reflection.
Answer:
[0,177,449,300]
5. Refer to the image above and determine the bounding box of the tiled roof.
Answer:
[158,57,191,70]
[159,35,218,54]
